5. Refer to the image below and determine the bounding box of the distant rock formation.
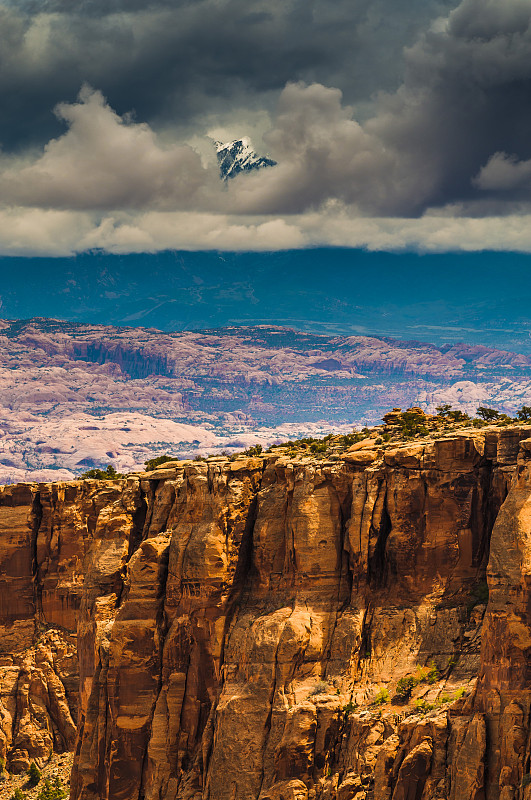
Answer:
[2,318,531,483]
[1,426,531,798]
[214,137,276,179]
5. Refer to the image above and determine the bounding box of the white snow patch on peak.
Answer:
[215,137,251,153]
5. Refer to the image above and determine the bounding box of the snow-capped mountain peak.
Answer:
[214,137,277,180]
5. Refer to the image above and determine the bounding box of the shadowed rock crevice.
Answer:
[30,488,44,619]
[220,492,260,666]
[357,606,374,669]
[368,490,392,590]
[71,342,172,380]
[128,488,149,560]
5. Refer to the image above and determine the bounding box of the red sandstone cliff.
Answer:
[1,428,531,799]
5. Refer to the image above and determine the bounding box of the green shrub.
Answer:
[446,409,470,422]
[13,789,26,800]
[476,580,489,604]
[395,675,417,700]
[343,700,357,714]
[499,414,514,424]
[413,664,429,682]
[81,464,124,480]
[414,699,435,714]
[244,444,263,457]
[427,660,439,684]
[144,454,174,471]
[36,777,67,800]
[309,680,329,696]
[27,762,41,787]
[310,441,328,453]
[373,688,390,705]
[274,431,366,453]
[436,693,452,705]
[397,411,428,438]
[341,433,364,447]
[412,661,439,685]
[468,579,489,614]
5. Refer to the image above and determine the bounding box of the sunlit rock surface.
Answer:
[1,429,531,798]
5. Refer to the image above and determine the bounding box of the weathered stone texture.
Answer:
[1,429,531,798]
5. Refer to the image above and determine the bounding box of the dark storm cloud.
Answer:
[371,0,531,211]
[222,0,531,216]
[1,0,531,261]
[0,0,454,151]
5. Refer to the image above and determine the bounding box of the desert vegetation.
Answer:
[78,404,531,478]
[80,464,124,480]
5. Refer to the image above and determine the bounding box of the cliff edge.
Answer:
[1,426,531,799]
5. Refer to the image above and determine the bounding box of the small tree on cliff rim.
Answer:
[476,407,500,422]
[436,405,470,422]
[517,406,531,422]
[398,410,428,438]
[435,404,453,416]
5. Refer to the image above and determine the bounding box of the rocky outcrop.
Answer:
[1,427,531,798]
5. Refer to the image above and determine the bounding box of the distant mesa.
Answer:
[214,137,277,180]
[1,317,531,485]
[311,358,345,371]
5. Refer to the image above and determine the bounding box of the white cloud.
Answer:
[0,86,219,211]
[0,207,94,256]
[80,212,307,252]
[223,82,404,215]
[1,204,531,257]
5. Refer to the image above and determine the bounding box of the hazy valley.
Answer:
[3,317,531,483]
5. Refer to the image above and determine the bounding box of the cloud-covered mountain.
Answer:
[215,138,276,180]
[0,0,530,253]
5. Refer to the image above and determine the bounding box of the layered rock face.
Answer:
[2,428,531,799]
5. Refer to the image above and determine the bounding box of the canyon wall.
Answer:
[1,428,531,799]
